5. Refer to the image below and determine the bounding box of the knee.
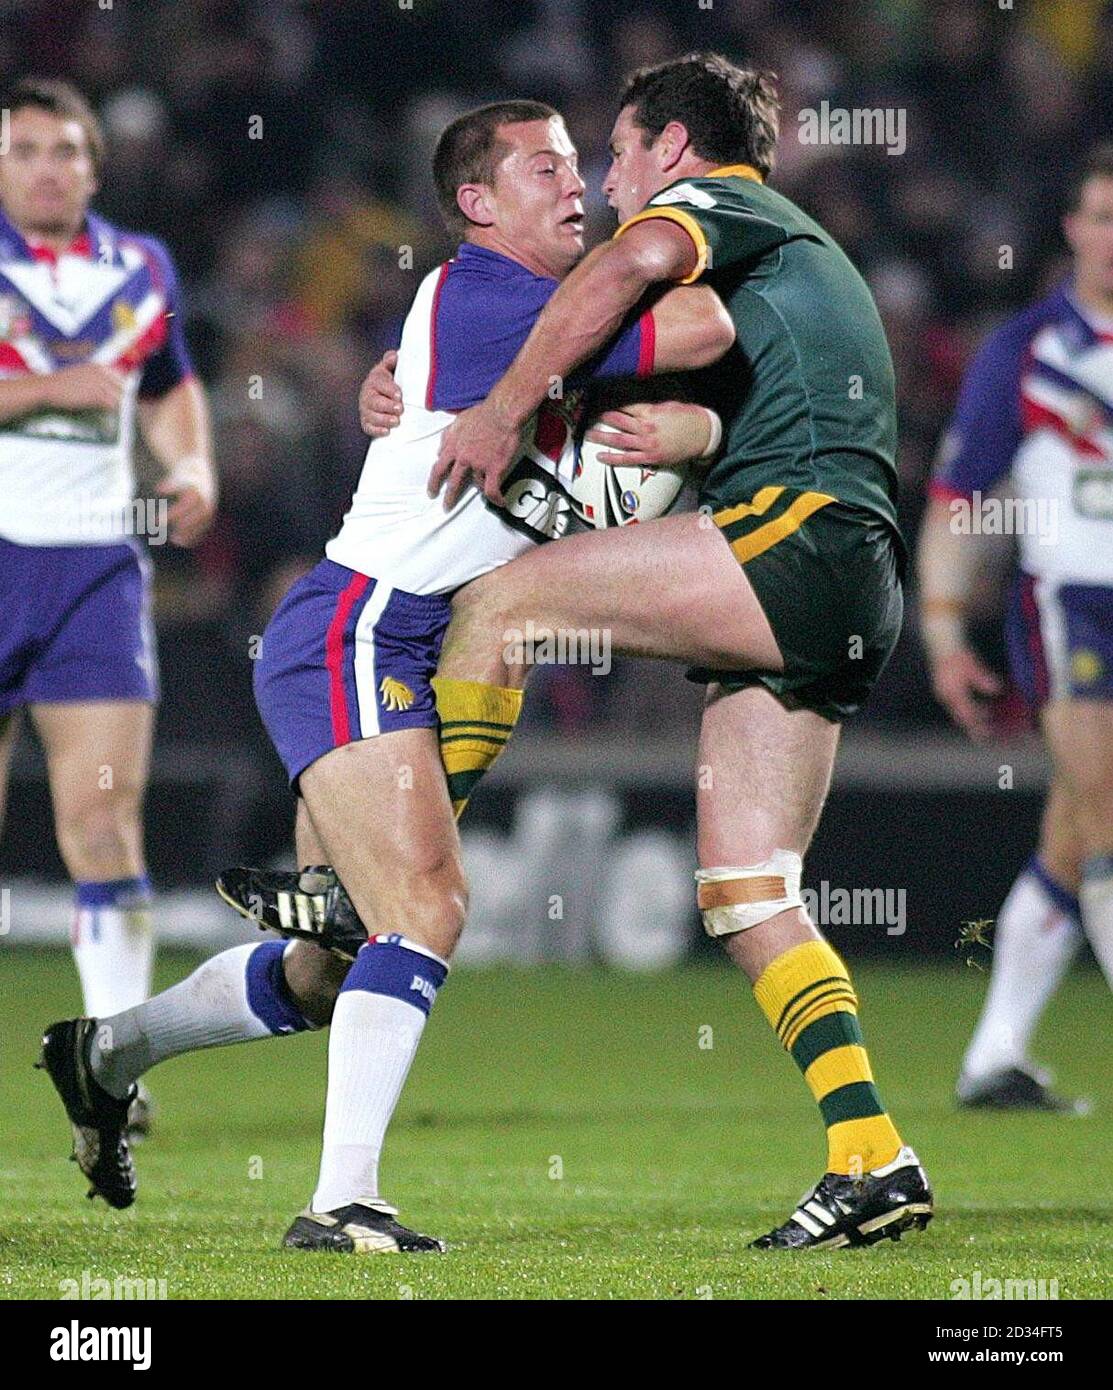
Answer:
[388,849,469,956]
[414,850,469,941]
[56,796,142,877]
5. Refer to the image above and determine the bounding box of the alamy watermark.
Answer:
[798,101,907,156]
[950,1269,1059,1300]
[802,881,906,936]
[503,621,612,676]
[74,497,169,544]
[50,1321,152,1371]
[58,1270,168,1300]
[949,491,1058,546]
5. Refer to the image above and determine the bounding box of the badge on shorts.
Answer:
[379,676,415,712]
[1070,649,1104,686]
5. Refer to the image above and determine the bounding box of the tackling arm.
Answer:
[431,219,714,505]
[485,219,704,431]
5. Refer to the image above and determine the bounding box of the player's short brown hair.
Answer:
[433,100,560,236]
[618,51,779,179]
[1,77,106,178]
[1064,143,1113,211]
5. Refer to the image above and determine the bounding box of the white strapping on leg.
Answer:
[696,850,804,937]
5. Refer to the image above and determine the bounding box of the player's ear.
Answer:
[456,183,495,228]
[657,121,692,174]
[1061,211,1079,254]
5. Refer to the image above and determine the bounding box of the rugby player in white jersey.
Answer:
[919,143,1113,1111]
[39,99,734,1247]
[0,79,215,1134]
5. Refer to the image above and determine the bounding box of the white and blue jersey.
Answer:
[258,241,654,783]
[0,208,192,545]
[325,242,652,593]
[932,282,1113,705]
[0,209,192,711]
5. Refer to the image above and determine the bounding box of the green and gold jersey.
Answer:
[615,166,902,561]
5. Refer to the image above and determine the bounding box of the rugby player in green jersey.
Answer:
[424,52,931,1251]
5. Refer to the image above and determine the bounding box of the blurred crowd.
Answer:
[5,0,1113,742]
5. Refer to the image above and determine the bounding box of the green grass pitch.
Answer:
[2,948,1110,1300]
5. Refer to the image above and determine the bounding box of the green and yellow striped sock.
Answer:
[753,939,903,1175]
[432,676,523,820]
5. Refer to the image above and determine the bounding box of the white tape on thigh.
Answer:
[696,850,804,937]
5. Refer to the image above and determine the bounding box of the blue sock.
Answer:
[1028,854,1080,922]
[245,940,315,1035]
[338,933,448,1011]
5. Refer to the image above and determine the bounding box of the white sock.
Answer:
[959,860,1081,1087]
[1079,854,1113,989]
[89,940,312,1098]
[72,878,154,1018]
[310,936,447,1214]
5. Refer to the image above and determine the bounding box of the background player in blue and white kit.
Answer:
[919,144,1113,1110]
[0,80,215,1127]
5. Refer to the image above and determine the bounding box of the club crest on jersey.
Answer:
[380,676,415,712]
[112,298,138,334]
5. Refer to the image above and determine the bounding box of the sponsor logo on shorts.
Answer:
[380,676,415,712]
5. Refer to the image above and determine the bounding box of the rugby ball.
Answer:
[569,423,686,528]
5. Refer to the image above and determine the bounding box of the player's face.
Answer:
[603,106,670,224]
[1064,175,1113,301]
[0,107,98,238]
[486,118,586,277]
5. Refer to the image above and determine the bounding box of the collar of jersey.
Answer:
[0,207,118,264]
[1064,280,1113,340]
[455,241,553,281]
[705,164,764,182]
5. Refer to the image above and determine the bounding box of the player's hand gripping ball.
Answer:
[569,421,687,528]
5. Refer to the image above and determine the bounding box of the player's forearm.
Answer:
[0,374,51,423]
[138,377,215,492]
[486,240,655,429]
[916,497,985,661]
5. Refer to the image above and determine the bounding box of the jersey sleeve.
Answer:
[429,268,651,411]
[572,307,654,384]
[136,237,194,400]
[930,324,1027,500]
[613,175,788,284]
